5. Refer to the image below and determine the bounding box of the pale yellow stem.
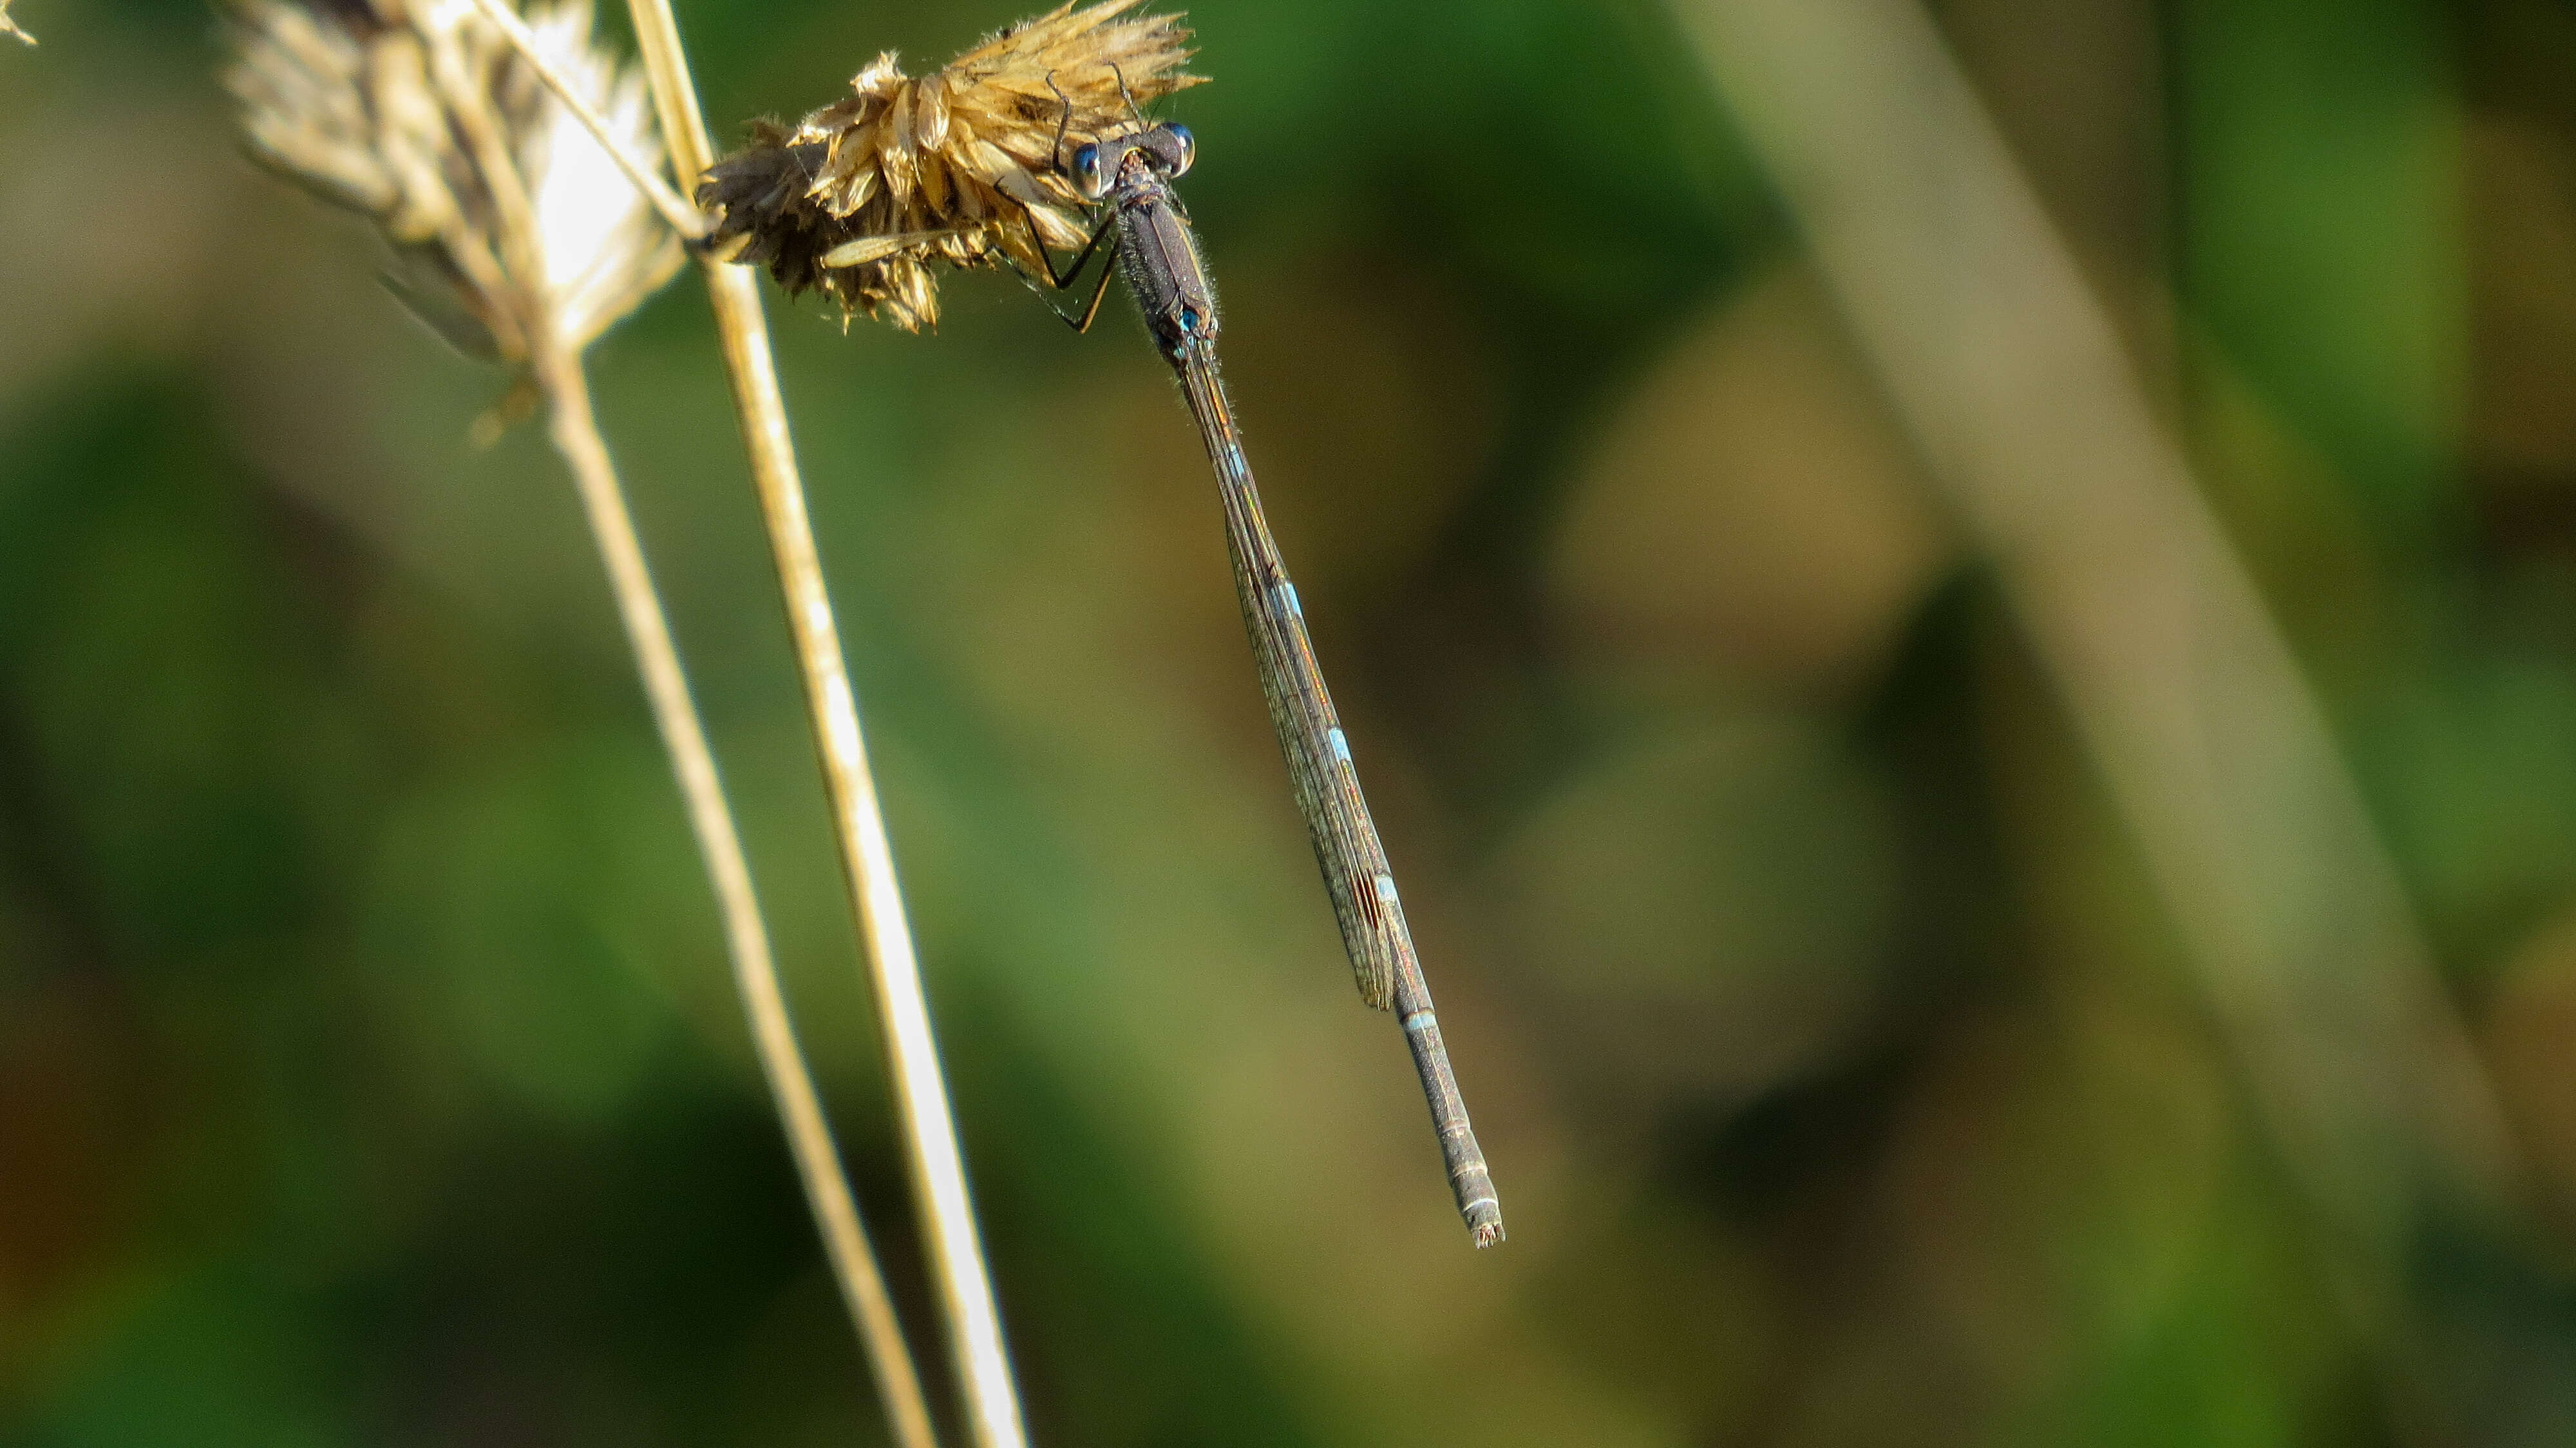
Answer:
[618,5,1031,1447]
[529,337,941,1448]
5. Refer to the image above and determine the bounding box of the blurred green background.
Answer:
[12,0,2576,1443]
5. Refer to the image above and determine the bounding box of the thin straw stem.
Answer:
[459,0,706,240]
[527,336,940,1448]
[616,5,1032,1447]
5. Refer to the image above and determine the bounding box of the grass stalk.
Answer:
[528,334,942,1448]
[1680,0,2524,1354]
[617,5,1032,1446]
[227,3,948,1438]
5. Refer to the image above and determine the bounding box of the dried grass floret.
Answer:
[697,0,1199,331]
[224,0,681,362]
[3,1,35,44]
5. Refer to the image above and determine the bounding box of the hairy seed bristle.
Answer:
[697,0,1200,332]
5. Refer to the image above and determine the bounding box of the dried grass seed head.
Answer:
[225,0,681,362]
[699,0,1200,331]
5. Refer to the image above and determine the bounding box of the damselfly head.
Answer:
[1067,120,1192,200]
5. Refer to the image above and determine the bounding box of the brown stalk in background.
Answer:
[221,6,940,1447]
[1679,0,2527,1407]
[617,0,1034,1443]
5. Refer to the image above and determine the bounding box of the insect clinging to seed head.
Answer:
[700,4,1508,1246]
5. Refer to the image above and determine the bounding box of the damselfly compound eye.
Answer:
[1071,142,1107,199]
[1162,124,1195,176]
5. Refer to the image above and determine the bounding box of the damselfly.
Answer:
[1027,85,1503,1247]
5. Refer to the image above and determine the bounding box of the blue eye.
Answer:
[1162,124,1195,176]
[1070,143,1105,199]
